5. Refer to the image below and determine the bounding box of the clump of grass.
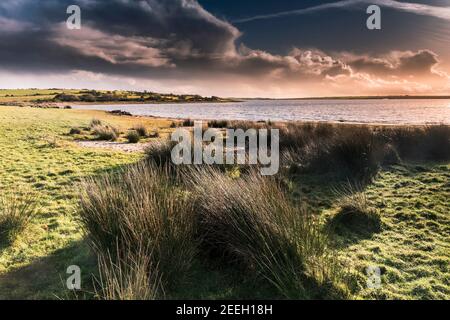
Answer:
[69,127,82,135]
[331,183,381,234]
[144,140,177,167]
[96,247,162,300]
[0,192,38,244]
[299,126,384,183]
[133,124,148,137]
[125,130,140,143]
[187,167,350,299]
[208,120,229,128]
[381,124,450,161]
[229,120,262,132]
[89,118,102,128]
[79,162,197,294]
[92,125,119,141]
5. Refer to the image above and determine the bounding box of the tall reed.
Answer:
[79,162,197,297]
[186,167,350,299]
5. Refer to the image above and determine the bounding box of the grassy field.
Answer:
[0,105,448,299]
[0,106,173,298]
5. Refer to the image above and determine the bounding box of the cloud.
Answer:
[233,0,450,23]
[345,50,443,77]
[0,0,448,97]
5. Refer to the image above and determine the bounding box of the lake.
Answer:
[72,99,450,124]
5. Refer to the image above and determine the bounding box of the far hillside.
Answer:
[0,89,231,105]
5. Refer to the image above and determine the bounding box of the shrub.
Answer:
[126,130,140,143]
[53,93,80,102]
[133,124,148,137]
[79,162,198,294]
[92,125,118,141]
[0,192,38,244]
[80,94,97,102]
[187,167,350,299]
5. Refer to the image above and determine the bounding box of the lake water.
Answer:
[72,99,450,124]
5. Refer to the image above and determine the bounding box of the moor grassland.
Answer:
[0,105,448,299]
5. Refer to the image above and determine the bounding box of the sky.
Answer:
[0,0,449,98]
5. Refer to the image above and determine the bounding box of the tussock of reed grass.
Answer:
[96,246,162,300]
[186,167,350,299]
[79,162,197,297]
[133,124,148,137]
[125,130,140,143]
[144,139,177,167]
[331,183,381,234]
[89,118,102,128]
[92,124,119,141]
[207,119,229,128]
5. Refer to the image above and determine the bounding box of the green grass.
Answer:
[291,163,449,299]
[0,106,142,298]
[341,163,449,299]
[0,105,448,300]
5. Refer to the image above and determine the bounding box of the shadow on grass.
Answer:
[0,239,96,300]
[171,258,280,300]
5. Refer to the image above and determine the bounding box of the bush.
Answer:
[79,162,198,294]
[126,130,140,143]
[80,94,97,102]
[53,93,80,102]
[0,192,38,244]
[92,125,119,141]
[187,167,350,299]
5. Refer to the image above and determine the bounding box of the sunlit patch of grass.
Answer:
[0,106,150,298]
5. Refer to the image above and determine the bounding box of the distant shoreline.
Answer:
[241,95,450,101]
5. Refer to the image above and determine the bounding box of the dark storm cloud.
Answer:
[0,0,349,80]
[0,0,240,77]
[0,0,448,96]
